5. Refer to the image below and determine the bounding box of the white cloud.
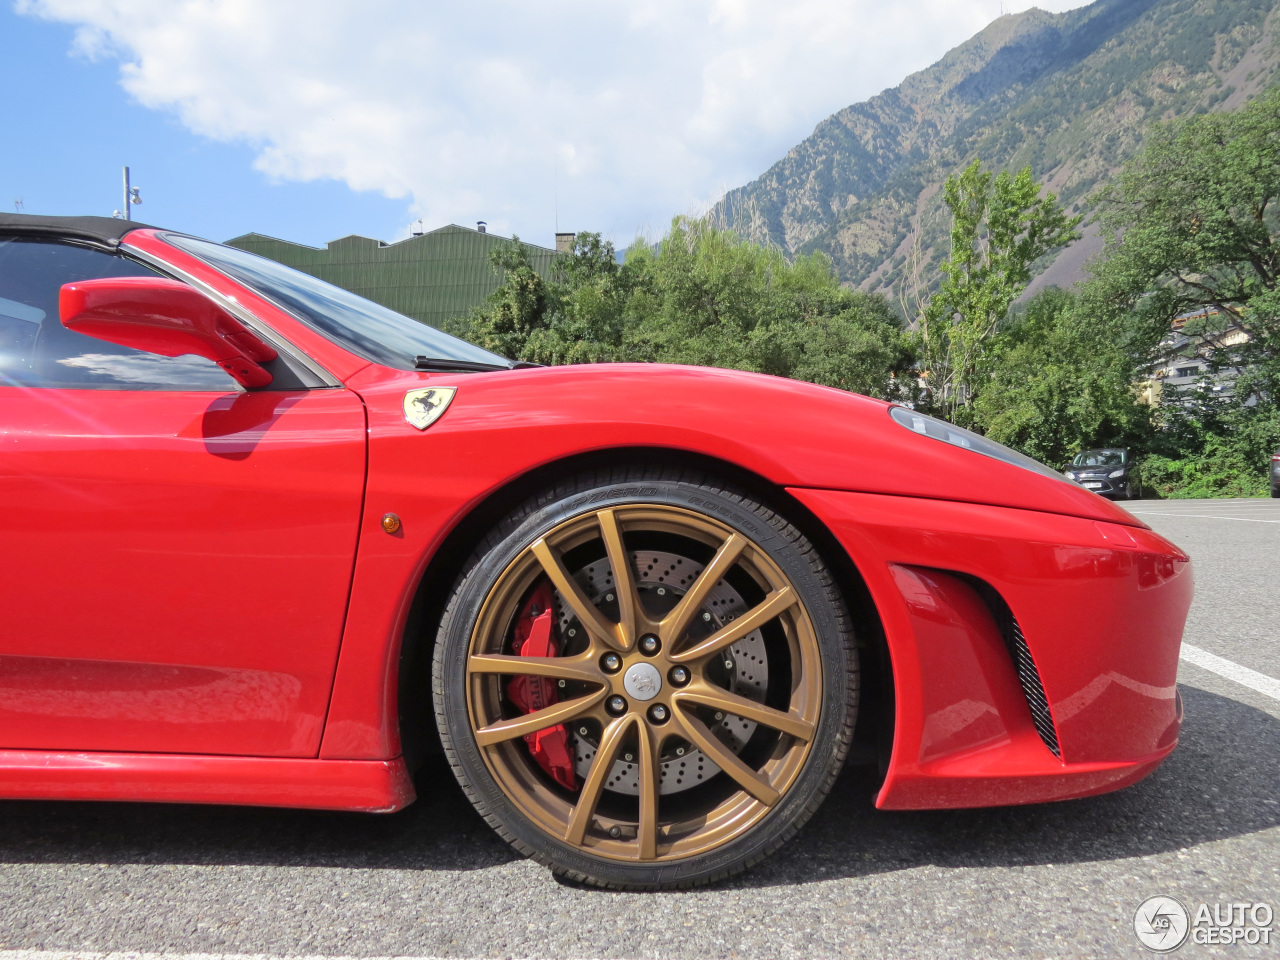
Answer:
[57,351,235,386]
[18,0,1088,243]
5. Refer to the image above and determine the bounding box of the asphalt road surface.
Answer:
[1,499,1277,960]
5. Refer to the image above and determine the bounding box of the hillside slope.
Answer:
[708,0,1280,299]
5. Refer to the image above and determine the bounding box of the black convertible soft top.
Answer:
[0,213,162,245]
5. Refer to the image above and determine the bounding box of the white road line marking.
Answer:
[1128,511,1280,524]
[1181,644,1280,702]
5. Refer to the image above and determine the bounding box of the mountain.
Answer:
[708,0,1280,300]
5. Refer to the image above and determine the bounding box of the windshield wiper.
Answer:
[413,356,543,373]
[414,357,509,372]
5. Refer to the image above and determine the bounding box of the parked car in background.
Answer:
[1271,445,1280,498]
[1065,448,1138,500]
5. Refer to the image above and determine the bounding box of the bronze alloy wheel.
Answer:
[433,470,858,889]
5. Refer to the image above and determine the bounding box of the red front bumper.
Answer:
[790,489,1193,810]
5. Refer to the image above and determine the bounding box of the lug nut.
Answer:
[601,652,623,674]
[702,612,712,622]
[648,703,669,724]
[675,746,686,757]
[668,665,691,687]
[578,726,590,736]
[639,634,661,656]
[609,825,622,838]
[657,587,666,596]
[557,679,566,688]
[623,752,634,762]
[606,695,628,716]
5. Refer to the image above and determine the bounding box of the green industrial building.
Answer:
[226,223,571,329]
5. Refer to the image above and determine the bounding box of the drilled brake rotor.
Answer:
[554,549,769,796]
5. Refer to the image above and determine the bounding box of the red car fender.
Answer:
[316,361,1152,762]
[788,488,1191,809]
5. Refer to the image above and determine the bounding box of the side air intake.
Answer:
[963,576,1061,757]
[1007,617,1060,757]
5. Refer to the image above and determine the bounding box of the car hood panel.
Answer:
[347,362,1144,528]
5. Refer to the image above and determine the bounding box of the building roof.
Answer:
[0,214,561,332]
[225,224,559,329]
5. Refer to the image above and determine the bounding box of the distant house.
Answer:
[1137,306,1252,406]
[225,223,562,329]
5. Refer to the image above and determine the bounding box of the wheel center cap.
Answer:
[623,662,663,702]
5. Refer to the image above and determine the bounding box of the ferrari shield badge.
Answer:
[403,387,457,430]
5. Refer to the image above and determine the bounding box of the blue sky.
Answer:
[1,7,406,246]
[4,1,1087,250]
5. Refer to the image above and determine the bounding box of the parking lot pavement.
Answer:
[1127,498,1280,685]
[0,500,1277,960]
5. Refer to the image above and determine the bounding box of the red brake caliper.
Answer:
[506,581,578,789]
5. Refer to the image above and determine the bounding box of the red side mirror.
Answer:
[59,277,278,388]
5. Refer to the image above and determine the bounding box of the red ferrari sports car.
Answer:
[0,214,1192,889]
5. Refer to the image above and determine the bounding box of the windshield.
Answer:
[162,234,511,371]
[1072,449,1127,467]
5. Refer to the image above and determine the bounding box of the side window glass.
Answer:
[0,237,239,391]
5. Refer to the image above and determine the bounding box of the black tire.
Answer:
[431,466,859,890]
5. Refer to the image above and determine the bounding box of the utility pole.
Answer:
[122,166,141,220]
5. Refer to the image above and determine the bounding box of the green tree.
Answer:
[970,288,1151,467]
[452,238,551,359]
[453,217,914,399]
[1089,86,1280,399]
[1085,87,1280,495]
[919,160,1081,424]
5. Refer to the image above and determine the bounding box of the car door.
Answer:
[0,235,367,757]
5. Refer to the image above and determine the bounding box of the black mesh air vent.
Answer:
[959,575,1061,758]
[1007,617,1060,757]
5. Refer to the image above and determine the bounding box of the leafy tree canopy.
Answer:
[1083,87,1280,493]
[918,161,1081,424]
[1090,87,1280,383]
[970,287,1151,468]
[451,217,913,399]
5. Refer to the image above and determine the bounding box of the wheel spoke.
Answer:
[531,538,625,651]
[468,652,603,685]
[597,508,639,650]
[467,501,826,870]
[635,720,660,860]
[674,709,780,806]
[474,690,606,747]
[659,533,747,645]
[675,684,814,742]
[670,586,798,663]
[565,715,634,845]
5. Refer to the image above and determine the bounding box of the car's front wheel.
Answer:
[432,468,858,889]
